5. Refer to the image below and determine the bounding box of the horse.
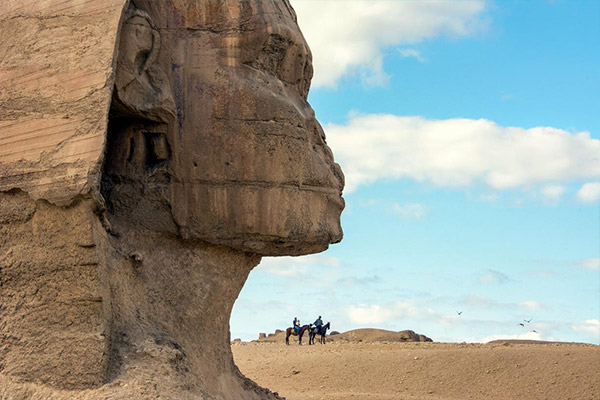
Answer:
[309,322,330,345]
[286,324,311,345]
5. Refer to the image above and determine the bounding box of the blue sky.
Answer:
[231,0,600,344]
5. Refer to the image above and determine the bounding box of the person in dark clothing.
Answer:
[313,316,323,334]
[293,317,300,334]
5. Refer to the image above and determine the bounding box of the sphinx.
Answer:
[0,1,343,399]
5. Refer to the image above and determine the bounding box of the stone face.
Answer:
[102,0,344,256]
[0,1,344,399]
[1,0,344,255]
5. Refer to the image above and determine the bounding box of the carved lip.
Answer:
[177,179,344,194]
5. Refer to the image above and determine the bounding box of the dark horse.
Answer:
[286,324,310,345]
[309,322,330,345]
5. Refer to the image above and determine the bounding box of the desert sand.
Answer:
[233,330,599,400]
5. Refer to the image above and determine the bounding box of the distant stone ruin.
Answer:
[0,1,344,399]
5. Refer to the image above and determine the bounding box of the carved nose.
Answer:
[332,161,345,193]
[311,121,345,193]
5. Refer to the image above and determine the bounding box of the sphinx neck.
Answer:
[0,193,278,399]
[103,226,261,396]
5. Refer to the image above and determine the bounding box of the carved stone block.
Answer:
[0,1,344,398]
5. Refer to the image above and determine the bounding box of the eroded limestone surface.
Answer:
[0,1,344,399]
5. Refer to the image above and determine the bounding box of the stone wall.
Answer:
[0,0,127,205]
[0,192,108,389]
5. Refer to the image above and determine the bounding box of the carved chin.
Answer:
[172,182,345,256]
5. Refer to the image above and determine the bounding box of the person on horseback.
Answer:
[313,316,323,335]
[293,317,300,334]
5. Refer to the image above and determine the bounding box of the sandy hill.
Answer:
[330,328,432,343]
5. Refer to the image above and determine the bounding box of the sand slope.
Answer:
[233,340,599,400]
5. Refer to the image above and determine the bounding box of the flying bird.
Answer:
[524,318,532,323]
[518,323,525,327]
[456,311,463,315]
[532,330,538,333]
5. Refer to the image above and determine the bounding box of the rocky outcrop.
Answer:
[0,1,344,399]
[398,330,433,342]
[329,329,433,343]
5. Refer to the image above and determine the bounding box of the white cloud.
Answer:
[518,301,542,311]
[576,182,600,203]
[257,254,341,278]
[346,300,426,325]
[581,258,600,271]
[359,198,378,207]
[525,269,556,278]
[325,114,600,194]
[392,202,426,219]
[461,295,544,312]
[336,275,381,287]
[397,48,426,62]
[463,295,496,308]
[541,185,565,201]
[481,331,544,343]
[345,300,457,328]
[292,0,487,87]
[571,319,600,342]
[347,303,404,325]
[479,269,509,284]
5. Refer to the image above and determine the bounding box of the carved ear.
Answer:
[143,19,161,74]
[112,6,175,123]
[114,10,158,91]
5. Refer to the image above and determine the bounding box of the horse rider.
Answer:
[313,316,323,334]
[293,317,300,334]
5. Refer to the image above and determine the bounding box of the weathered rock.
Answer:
[0,0,127,205]
[398,330,434,342]
[0,192,108,389]
[328,329,433,344]
[0,1,344,399]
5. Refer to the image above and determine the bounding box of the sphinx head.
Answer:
[102,0,344,256]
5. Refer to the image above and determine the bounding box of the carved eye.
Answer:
[299,51,313,98]
[252,34,293,78]
[248,33,311,97]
